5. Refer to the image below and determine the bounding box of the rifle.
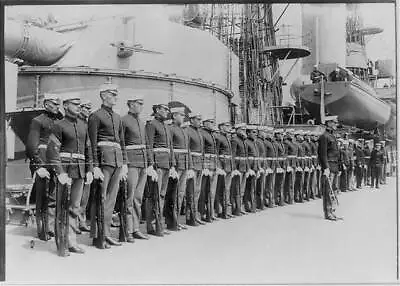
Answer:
[118,179,128,242]
[35,176,50,241]
[323,173,339,207]
[145,175,163,235]
[164,177,178,230]
[91,179,105,247]
[55,181,71,257]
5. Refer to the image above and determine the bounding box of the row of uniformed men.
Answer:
[28,83,330,256]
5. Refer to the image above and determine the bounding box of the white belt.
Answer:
[220,155,232,159]
[126,144,146,150]
[364,156,371,159]
[255,157,263,160]
[311,155,317,159]
[248,156,255,160]
[38,144,47,149]
[205,153,216,158]
[173,149,188,154]
[153,147,170,153]
[60,152,85,160]
[191,152,202,157]
[97,141,121,149]
[287,155,296,158]
[237,157,247,160]
[278,158,286,161]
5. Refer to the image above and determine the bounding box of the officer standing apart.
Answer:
[122,95,150,242]
[261,127,277,208]
[354,139,364,190]
[47,93,93,254]
[26,93,62,241]
[78,99,93,233]
[88,81,128,249]
[318,115,341,221]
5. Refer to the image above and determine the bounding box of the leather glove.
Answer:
[305,167,310,172]
[286,166,292,172]
[323,168,330,177]
[232,170,241,176]
[121,164,128,180]
[259,168,265,174]
[58,173,71,185]
[93,167,105,181]
[169,167,179,179]
[36,167,50,179]
[85,171,93,185]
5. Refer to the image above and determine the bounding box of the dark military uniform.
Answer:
[318,128,340,219]
[309,139,319,199]
[339,147,349,192]
[88,105,127,240]
[122,112,148,235]
[284,138,297,204]
[272,138,286,206]
[78,113,91,230]
[26,110,61,240]
[231,133,248,215]
[302,140,313,200]
[199,127,218,220]
[47,113,93,249]
[244,136,259,213]
[347,145,355,191]
[255,136,266,210]
[185,125,204,224]
[169,123,192,225]
[145,116,175,231]
[263,136,277,207]
[294,139,305,202]
[370,148,385,188]
[363,146,372,186]
[354,145,364,189]
[214,131,234,217]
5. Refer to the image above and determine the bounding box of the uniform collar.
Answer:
[101,104,113,114]
[79,114,88,121]
[44,110,59,120]
[128,111,139,118]
[65,112,78,122]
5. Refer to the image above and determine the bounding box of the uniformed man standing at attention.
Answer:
[308,131,318,199]
[369,142,385,189]
[26,93,62,241]
[261,127,277,208]
[185,113,206,226]
[145,104,177,235]
[231,123,249,215]
[272,129,286,206]
[293,130,305,202]
[354,139,364,190]
[243,125,260,213]
[301,131,313,200]
[318,115,341,221]
[169,107,191,230]
[47,93,93,254]
[254,127,266,210]
[363,142,372,186]
[283,129,297,204]
[214,121,235,218]
[199,118,219,222]
[88,81,128,249]
[122,95,149,242]
[77,99,93,233]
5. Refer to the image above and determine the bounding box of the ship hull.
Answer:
[299,81,391,130]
